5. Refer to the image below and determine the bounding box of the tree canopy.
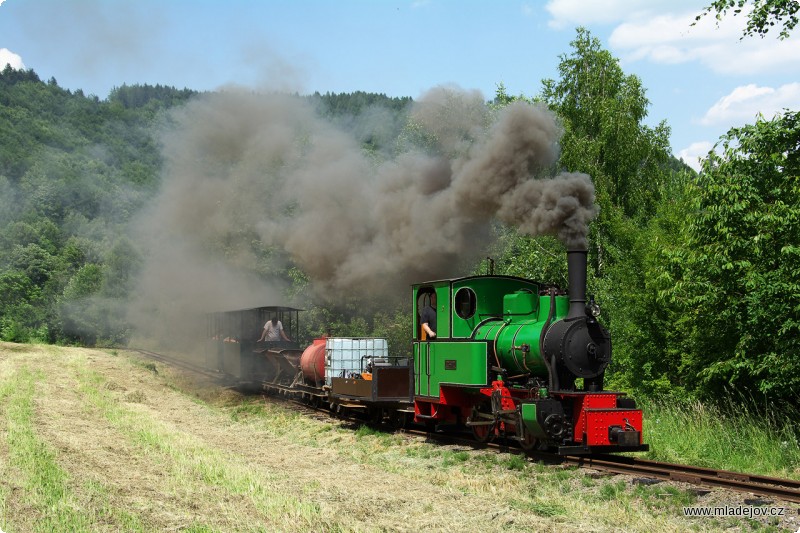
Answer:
[696,0,800,39]
[661,111,800,400]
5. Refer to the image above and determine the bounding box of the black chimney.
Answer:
[566,249,588,320]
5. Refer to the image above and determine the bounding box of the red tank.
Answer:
[300,337,326,384]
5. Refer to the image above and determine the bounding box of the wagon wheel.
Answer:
[387,410,408,430]
[469,405,495,443]
[368,407,383,426]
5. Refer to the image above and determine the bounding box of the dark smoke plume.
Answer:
[130,86,597,341]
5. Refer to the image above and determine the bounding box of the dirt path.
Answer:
[1,342,796,532]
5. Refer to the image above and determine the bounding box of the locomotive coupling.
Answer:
[609,426,641,447]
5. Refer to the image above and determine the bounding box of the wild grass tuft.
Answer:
[501,454,528,471]
[441,450,470,467]
[354,424,385,439]
[598,480,627,501]
[642,398,800,478]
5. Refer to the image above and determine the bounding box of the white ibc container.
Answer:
[325,337,388,386]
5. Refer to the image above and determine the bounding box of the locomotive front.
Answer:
[472,250,611,392]
[541,249,611,391]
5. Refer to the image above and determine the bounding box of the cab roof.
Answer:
[411,274,538,289]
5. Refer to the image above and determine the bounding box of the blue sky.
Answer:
[1,0,798,171]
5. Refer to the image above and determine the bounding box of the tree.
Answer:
[58,264,104,345]
[664,111,800,400]
[696,0,800,39]
[534,28,680,396]
[540,28,672,222]
[486,30,684,397]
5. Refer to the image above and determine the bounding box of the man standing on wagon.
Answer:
[258,317,291,342]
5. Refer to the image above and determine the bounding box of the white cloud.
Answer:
[0,48,25,70]
[608,8,800,75]
[700,83,800,126]
[610,10,741,49]
[677,141,714,172]
[545,0,693,29]
[546,0,643,28]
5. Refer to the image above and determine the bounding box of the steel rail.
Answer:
[127,349,230,382]
[568,454,800,504]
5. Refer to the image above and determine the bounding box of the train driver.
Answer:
[259,317,291,342]
[421,292,437,339]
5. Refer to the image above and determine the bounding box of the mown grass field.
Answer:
[0,342,797,532]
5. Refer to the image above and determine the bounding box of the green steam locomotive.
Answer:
[411,249,647,453]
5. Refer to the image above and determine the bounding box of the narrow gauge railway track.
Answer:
[570,454,800,504]
[258,394,800,506]
[130,348,800,505]
[129,349,230,382]
[390,424,800,504]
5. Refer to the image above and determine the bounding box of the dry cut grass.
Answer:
[0,342,796,532]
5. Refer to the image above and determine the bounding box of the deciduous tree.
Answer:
[696,0,799,39]
[665,111,800,400]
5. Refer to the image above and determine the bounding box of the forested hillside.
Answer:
[0,66,411,346]
[0,66,182,345]
[1,27,797,406]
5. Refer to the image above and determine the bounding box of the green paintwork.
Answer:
[413,276,541,340]
[521,403,547,439]
[411,275,569,398]
[504,290,537,316]
[472,292,570,377]
[413,340,489,397]
[450,277,540,338]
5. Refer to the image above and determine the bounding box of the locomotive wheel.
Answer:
[518,426,539,452]
[469,405,495,443]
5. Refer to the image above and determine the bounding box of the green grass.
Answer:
[441,450,471,467]
[0,368,125,531]
[510,498,568,517]
[6,344,792,532]
[73,363,338,530]
[501,454,528,471]
[641,399,800,479]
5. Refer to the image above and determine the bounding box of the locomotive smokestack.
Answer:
[566,249,588,320]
